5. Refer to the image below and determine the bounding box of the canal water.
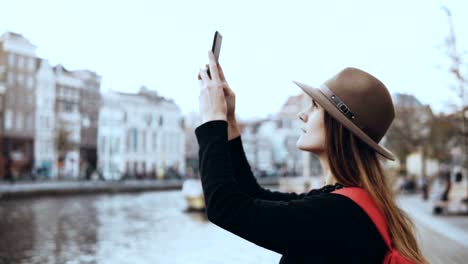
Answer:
[0,191,281,264]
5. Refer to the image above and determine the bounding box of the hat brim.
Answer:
[293,81,396,161]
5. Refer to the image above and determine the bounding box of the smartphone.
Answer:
[207,31,222,78]
[212,31,222,62]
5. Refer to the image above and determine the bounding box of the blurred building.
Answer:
[406,151,439,182]
[75,70,101,176]
[0,32,37,179]
[53,65,102,179]
[98,87,185,180]
[276,93,322,178]
[0,31,101,180]
[34,58,56,178]
[183,110,201,178]
[230,93,322,179]
[239,118,272,175]
[386,93,435,180]
[53,65,81,178]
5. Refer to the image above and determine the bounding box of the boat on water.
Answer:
[182,179,205,212]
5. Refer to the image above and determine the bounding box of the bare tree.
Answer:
[427,113,458,163]
[385,94,432,175]
[440,5,468,171]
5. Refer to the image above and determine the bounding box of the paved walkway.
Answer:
[398,194,468,264]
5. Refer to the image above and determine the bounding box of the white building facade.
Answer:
[98,88,185,180]
[236,93,322,179]
[34,59,56,177]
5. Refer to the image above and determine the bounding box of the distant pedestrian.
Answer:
[455,171,463,183]
[195,51,427,263]
[3,152,14,183]
[422,177,429,201]
[441,169,451,202]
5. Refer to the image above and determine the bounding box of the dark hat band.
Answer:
[319,84,359,124]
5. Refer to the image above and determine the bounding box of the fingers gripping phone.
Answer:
[207,31,222,78]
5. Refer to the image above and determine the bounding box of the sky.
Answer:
[1,0,467,120]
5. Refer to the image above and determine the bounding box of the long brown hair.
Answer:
[323,111,428,263]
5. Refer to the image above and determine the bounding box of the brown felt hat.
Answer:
[293,67,396,160]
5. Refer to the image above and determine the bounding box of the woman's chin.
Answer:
[296,138,308,151]
[296,139,322,154]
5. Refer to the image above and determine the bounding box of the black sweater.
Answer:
[195,120,387,263]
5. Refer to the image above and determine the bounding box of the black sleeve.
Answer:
[194,120,358,258]
[228,136,308,201]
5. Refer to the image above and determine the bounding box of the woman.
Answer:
[196,51,427,263]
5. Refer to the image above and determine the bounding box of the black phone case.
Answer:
[208,31,222,78]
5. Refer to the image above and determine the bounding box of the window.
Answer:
[7,72,14,85]
[115,137,120,154]
[24,57,30,70]
[126,129,130,151]
[142,130,146,153]
[103,136,107,155]
[152,132,157,151]
[17,73,25,85]
[145,114,152,126]
[24,113,30,130]
[16,112,23,130]
[277,120,283,128]
[28,58,35,71]
[18,56,24,69]
[48,140,53,154]
[180,118,184,129]
[26,76,34,89]
[7,54,15,67]
[82,116,90,128]
[64,102,73,112]
[159,116,163,126]
[29,114,34,130]
[4,110,12,129]
[132,128,138,152]
[126,161,131,173]
[38,116,43,129]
